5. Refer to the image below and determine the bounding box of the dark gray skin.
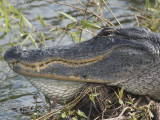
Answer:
[4,27,160,101]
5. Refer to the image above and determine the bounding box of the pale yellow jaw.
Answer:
[28,77,87,102]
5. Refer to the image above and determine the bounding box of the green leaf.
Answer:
[0,27,6,32]
[67,22,77,29]
[0,32,7,39]
[61,112,67,118]
[29,34,38,48]
[132,113,137,120]
[70,32,79,42]
[77,110,87,118]
[91,93,99,97]
[119,86,124,99]
[20,16,24,33]
[25,78,28,82]
[89,93,99,104]
[38,13,47,27]
[149,111,154,118]
[72,117,78,120]
[58,11,77,22]
[115,91,119,99]
[39,32,46,47]
[8,4,20,15]
[45,96,51,105]
[119,99,123,106]
[0,0,8,33]
[81,20,101,29]
[133,117,137,120]
[69,110,75,116]
[33,113,37,119]
[126,101,132,105]
[89,94,95,104]
[21,13,34,30]
[34,104,38,113]
[21,34,29,45]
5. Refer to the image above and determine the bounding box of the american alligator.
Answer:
[4,27,160,102]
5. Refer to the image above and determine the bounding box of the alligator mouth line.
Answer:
[7,46,130,73]
[8,52,110,72]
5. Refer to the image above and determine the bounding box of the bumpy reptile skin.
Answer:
[110,61,160,100]
[29,78,86,101]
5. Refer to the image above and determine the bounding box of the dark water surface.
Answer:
[0,0,146,119]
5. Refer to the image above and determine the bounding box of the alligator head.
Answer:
[4,27,160,101]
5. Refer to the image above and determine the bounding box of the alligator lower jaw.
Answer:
[28,77,87,102]
[8,61,90,102]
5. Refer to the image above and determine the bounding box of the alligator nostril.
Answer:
[16,45,26,52]
[4,46,24,62]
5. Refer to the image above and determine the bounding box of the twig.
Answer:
[135,15,140,27]
[56,32,66,46]
[70,0,84,16]
[133,97,142,107]
[69,31,76,44]
[47,0,113,26]
[103,116,128,120]
[74,26,96,35]
[118,107,130,118]
[87,102,93,120]
[36,87,92,120]
[77,0,91,42]
[108,3,151,18]
[154,102,160,120]
[102,0,122,28]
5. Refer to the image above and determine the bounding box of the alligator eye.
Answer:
[97,27,115,37]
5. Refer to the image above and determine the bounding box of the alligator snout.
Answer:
[4,46,25,62]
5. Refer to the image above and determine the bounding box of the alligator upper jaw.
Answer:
[4,45,110,83]
[4,27,160,83]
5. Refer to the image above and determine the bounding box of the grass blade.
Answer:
[38,13,47,27]
[0,0,8,33]
[81,20,101,29]
[21,13,35,30]
[58,11,77,22]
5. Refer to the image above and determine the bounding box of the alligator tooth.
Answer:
[36,65,40,72]
[43,63,46,67]
[10,63,14,69]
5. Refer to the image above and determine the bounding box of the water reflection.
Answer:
[0,61,38,119]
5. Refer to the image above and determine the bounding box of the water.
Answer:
[0,0,147,119]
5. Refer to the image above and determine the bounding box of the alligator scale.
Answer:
[4,27,160,102]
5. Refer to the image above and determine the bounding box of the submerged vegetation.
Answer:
[0,0,160,119]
